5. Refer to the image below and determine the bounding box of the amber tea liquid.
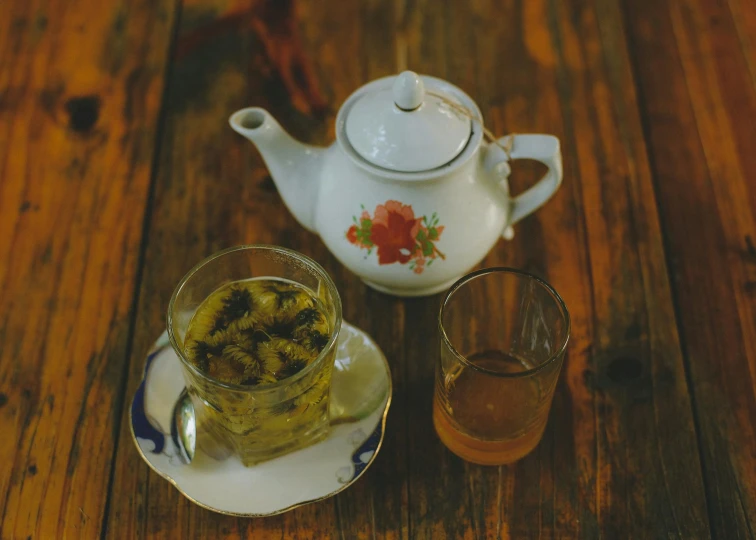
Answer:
[433,350,552,465]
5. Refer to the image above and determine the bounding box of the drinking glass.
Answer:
[167,245,342,466]
[433,268,570,465]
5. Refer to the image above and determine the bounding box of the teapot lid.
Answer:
[344,71,472,172]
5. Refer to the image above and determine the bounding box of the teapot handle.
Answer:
[486,134,563,239]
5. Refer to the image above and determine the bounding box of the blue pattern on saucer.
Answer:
[131,346,167,454]
[351,423,383,479]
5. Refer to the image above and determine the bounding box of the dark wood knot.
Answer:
[65,96,100,133]
[606,356,643,384]
[588,346,651,402]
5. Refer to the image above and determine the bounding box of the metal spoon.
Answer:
[171,388,196,464]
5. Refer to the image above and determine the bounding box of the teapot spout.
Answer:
[229,108,325,232]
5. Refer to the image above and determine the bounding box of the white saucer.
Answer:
[130,321,391,516]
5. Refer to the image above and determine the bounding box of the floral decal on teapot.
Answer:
[346,200,445,274]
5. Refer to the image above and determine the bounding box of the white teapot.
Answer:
[230,71,562,297]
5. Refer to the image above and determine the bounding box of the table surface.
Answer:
[2,0,755,537]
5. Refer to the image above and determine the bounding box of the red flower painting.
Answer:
[346,200,445,274]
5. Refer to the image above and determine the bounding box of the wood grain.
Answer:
[0,0,176,537]
[623,0,756,536]
[104,0,394,537]
[396,0,709,537]
[103,0,714,537]
[2,0,754,536]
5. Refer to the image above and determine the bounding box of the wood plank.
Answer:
[623,0,756,536]
[105,0,411,537]
[397,0,709,537]
[0,0,176,537]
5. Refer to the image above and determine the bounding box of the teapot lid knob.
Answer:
[393,71,424,111]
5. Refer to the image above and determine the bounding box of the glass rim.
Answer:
[438,267,571,379]
[167,244,343,393]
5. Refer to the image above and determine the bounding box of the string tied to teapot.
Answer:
[427,91,516,160]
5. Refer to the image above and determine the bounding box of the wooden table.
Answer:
[2,0,755,537]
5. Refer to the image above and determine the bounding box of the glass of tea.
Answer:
[167,245,342,466]
[433,268,570,465]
